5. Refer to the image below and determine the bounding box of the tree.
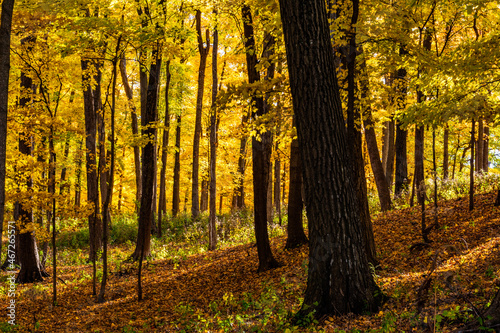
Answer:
[119,55,142,211]
[191,10,210,219]
[279,0,382,316]
[0,0,15,263]
[359,55,392,212]
[242,4,280,272]
[208,15,219,251]
[131,44,162,261]
[16,35,49,283]
[158,61,171,238]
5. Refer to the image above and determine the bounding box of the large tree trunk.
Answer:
[191,10,210,219]
[172,114,181,217]
[81,58,101,262]
[279,0,382,317]
[131,47,161,260]
[0,0,15,263]
[242,5,279,272]
[119,55,142,211]
[285,132,308,249]
[158,61,171,238]
[17,36,48,283]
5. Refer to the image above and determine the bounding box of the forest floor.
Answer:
[2,191,500,332]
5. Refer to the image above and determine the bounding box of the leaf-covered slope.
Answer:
[5,191,500,332]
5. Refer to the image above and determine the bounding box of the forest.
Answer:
[0,0,500,331]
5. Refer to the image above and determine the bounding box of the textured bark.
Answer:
[191,10,210,219]
[158,61,171,237]
[131,48,161,260]
[279,0,382,316]
[243,5,280,272]
[0,0,15,262]
[285,133,308,249]
[81,58,101,261]
[415,124,427,242]
[359,57,392,211]
[342,0,377,266]
[119,56,142,210]
[172,114,181,217]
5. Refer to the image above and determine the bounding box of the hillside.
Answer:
[3,191,500,332]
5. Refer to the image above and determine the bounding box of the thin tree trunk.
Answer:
[359,54,392,211]
[382,119,395,188]
[415,124,427,242]
[469,119,475,211]
[172,114,181,217]
[191,10,210,219]
[74,139,83,206]
[58,135,70,197]
[432,129,438,227]
[394,45,409,197]
[232,112,248,210]
[158,61,171,237]
[443,124,449,179]
[274,151,281,225]
[119,55,142,211]
[483,126,489,172]
[208,21,219,251]
[476,117,483,173]
[394,124,408,197]
[98,38,120,302]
